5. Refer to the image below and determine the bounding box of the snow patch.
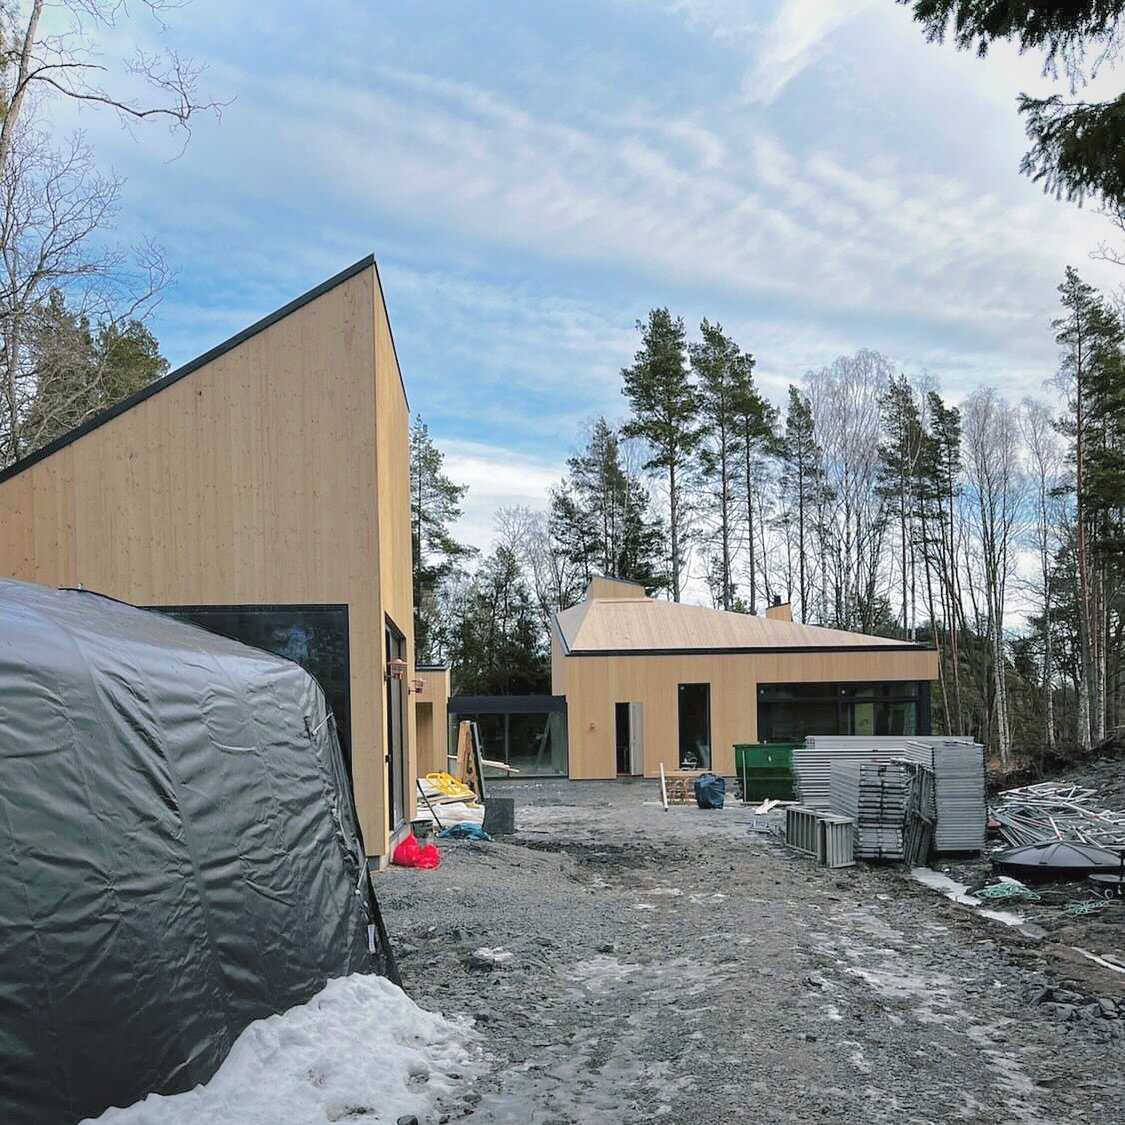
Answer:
[909,868,1034,932]
[83,974,479,1125]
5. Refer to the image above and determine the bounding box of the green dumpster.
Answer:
[734,742,800,801]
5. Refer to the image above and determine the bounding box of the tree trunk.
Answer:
[669,460,680,602]
[0,1,46,182]
[745,442,756,614]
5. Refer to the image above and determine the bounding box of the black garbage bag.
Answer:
[694,773,726,809]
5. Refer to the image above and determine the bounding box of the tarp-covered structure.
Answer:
[0,579,396,1125]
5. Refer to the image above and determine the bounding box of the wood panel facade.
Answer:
[553,584,940,780]
[0,257,415,859]
[414,666,451,777]
[560,648,939,779]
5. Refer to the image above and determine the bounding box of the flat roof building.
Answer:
[0,255,415,860]
[552,580,940,779]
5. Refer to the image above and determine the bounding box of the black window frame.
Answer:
[756,680,931,742]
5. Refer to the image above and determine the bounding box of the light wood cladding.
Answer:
[583,576,647,601]
[414,667,451,776]
[0,259,413,858]
[561,647,939,780]
[553,591,939,780]
[556,595,927,654]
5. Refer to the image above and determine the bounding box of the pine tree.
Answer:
[877,375,926,637]
[19,290,169,456]
[1053,266,1115,746]
[1077,288,1125,738]
[733,363,777,615]
[621,309,702,601]
[691,320,748,610]
[410,416,475,662]
[548,417,667,593]
[919,391,965,733]
[97,318,169,403]
[21,291,98,448]
[782,386,828,622]
[447,547,550,695]
[901,2,1125,216]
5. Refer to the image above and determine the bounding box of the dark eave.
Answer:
[562,643,937,658]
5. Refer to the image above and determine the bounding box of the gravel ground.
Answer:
[377,780,1124,1125]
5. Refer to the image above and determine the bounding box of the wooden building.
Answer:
[0,256,415,861]
[552,579,939,779]
[414,664,451,777]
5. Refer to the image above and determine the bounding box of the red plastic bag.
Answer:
[392,833,441,869]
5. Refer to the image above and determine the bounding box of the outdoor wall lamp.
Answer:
[408,679,426,694]
[385,658,408,682]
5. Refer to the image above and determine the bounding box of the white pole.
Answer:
[660,762,668,812]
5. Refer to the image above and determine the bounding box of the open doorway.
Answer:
[678,683,711,769]
[614,702,643,775]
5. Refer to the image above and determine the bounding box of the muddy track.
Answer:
[377,783,1123,1124]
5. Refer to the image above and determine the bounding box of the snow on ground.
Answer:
[84,974,480,1125]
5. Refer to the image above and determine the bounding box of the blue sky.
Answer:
[42,0,1124,547]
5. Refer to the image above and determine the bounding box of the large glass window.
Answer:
[678,683,711,769]
[151,604,351,767]
[447,696,568,778]
[757,681,928,742]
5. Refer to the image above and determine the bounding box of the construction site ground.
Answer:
[379,778,1124,1125]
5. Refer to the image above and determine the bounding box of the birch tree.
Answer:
[0,1,217,467]
[962,388,1026,766]
[1020,397,1067,750]
[806,350,892,631]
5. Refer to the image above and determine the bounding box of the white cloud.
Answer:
[742,0,877,103]
[440,440,565,552]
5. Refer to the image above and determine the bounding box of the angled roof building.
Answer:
[552,579,939,779]
[0,256,416,861]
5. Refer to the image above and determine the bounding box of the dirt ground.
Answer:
[377,780,1124,1125]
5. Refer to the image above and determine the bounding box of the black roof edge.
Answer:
[370,256,409,413]
[415,663,450,671]
[550,613,572,656]
[0,254,381,486]
[563,643,937,657]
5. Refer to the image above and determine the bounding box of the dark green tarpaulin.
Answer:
[0,580,396,1124]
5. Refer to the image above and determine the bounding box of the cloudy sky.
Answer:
[42,0,1123,549]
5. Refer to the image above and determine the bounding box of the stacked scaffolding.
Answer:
[901,739,986,853]
[792,736,984,855]
[828,759,935,865]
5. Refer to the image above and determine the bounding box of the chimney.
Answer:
[766,601,792,622]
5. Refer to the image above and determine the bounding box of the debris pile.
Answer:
[991,783,1125,850]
